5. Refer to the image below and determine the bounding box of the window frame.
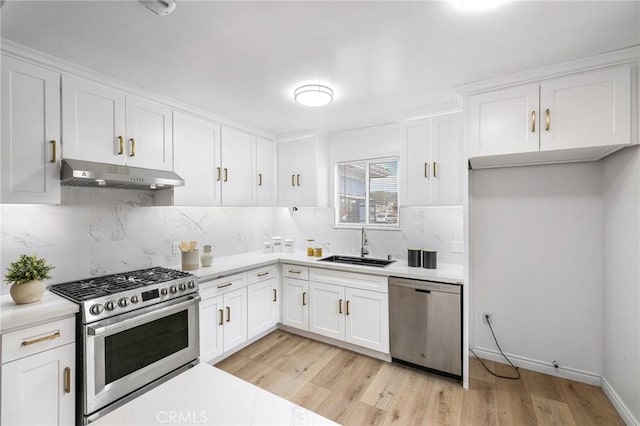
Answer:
[334,156,400,229]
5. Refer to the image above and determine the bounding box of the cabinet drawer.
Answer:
[200,272,248,298]
[282,264,309,280]
[2,316,75,364]
[247,264,279,285]
[309,268,388,293]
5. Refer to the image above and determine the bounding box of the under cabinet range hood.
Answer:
[60,159,184,190]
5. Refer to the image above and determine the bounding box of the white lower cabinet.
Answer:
[1,319,75,426]
[308,281,344,340]
[199,295,225,362]
[247,278,280,339]
[222,288,247,351]
[282,277,309,331]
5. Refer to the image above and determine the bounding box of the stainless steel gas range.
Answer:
[50,267,200,425]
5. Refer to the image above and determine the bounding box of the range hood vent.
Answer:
[61,159,184,190]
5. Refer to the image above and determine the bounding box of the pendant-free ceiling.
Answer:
[294,84,334,107]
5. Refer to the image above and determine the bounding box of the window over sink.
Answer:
[335,157,398,227]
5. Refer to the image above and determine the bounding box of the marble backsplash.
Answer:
[0,188,462,295]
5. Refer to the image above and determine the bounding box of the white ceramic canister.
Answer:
[283,239,294,253]
[271,236,283,253]
[263,241,273,253]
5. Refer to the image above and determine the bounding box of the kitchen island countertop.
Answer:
[92,362,336,426]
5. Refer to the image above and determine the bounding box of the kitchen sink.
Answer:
[318,255,396,268]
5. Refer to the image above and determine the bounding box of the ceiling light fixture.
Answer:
[140,0,176,16]
[294,84,334,107]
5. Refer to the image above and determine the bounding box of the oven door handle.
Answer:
[87,295,200,336]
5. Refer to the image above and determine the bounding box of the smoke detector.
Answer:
[140,0,176,16]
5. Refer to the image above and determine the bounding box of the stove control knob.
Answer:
[90,304,104,315]
[130,295,139,304]
[187,281,196,289]
[160,288,168,296]
[169,285,178,294]
[118,297,129,308]
[104,301,116,311]
[178,284,187,292]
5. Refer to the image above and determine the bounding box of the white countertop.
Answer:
[0,290,79,333]
[93,363,336,426]
[179,251,464,285]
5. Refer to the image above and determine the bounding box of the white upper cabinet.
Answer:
[125,96,173,171]
[1,56,61,204]
[173,111,221,206]
[256,137,276,206]
[467,65,632,167]
[62,75,173,170]
[277,135,326,207]
[401,113,463,206]
[221,126,256,206]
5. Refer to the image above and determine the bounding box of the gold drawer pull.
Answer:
[118,135,124,155]
[424,162,429,178]
[346,300,350,316]
[216,167,221,182]
[257,272,269,277]
[22,331,61,346]
[273,288,277,302]
[339,299,343,314]
[129,138,136,157]
[258,173,263,186]
[302,292,307,306]
[433,162,439,178]
[218,309,224,325]
[50,140,57,163]
[291,174,296,187]
[288,270,301,274]
[226,306,231,322]
[545,108,550,131]
[296,174,301,186]
[217,283,232,289]
[64,367,71,393]
[531,110,536,133]
[224,168,228,182]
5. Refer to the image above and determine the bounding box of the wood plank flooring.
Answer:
[215,331,624,425]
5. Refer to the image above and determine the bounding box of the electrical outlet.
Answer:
[452,240,464,254]
[483,312,492,324]
[172,242,180,255]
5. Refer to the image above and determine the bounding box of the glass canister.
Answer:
[200,245,213,267]
[272,236,283,252]
[306,239,315,256]
[283,239,294,253]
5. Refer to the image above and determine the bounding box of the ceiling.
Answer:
[1,1,639,136]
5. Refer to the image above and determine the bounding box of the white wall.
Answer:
[470,162,604,382]
[602,146,640,424]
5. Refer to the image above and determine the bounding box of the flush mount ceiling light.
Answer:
[140,0,176,16]
[294,84,334,107]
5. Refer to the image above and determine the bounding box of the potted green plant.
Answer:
[4,254,55,304]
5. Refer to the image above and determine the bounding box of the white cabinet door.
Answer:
[468,83,539,157]
[540,66,631,151]
[173,111,221,206]
[222,287,247,352]
[221,126,256,206]
[402,119,431,206]
[345,288,389,353]
[430,113,463,206]
[1,57,61,204]
[282,278,309,331]
[199,295,224,363]
[247,278,278,339]
[125,96,173,171]
[256,137,276,206]
[277,136,317,206]
[1,342,75,426]
[62,75,126,164]
[309,282,345,341]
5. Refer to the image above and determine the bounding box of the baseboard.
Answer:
[471,346,602,386]
[602,377,640,426]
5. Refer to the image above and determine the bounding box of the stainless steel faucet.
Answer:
[360,227,369,257]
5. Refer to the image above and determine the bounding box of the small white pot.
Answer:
[10,279,46,304]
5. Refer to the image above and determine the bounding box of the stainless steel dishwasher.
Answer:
[389,277,462,379]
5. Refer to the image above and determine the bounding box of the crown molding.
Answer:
[454,45,640,96]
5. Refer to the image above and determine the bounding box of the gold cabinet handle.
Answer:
[118,135,124,155]
[218,309,224,326]
[258,173,263,186]
[64,367,71,394]
[129,138,136,157]
[273,288,277,302]
[296,174,301,186]
[545,108,550,131]
[224,168,228,182]
[226,306,231,322]
[433,162,438,178]
[217,282,232,289]
[531,111,536,133]
[21,331,60,346]
[346,300,350,316]
[288,270,301,274]
[257,272,269,277]
[339,298,343,314]
[50,140,57,163]
[302,292,307,306]
[424,162,429,179]
[216,167,221,182]
[291,174,296,187]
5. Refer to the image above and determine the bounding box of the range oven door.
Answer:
[84,294,200,416]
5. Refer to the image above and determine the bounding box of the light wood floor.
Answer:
[215,330,623,425]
